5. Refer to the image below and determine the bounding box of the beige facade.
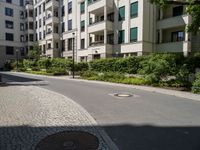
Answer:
[0,0,200,68]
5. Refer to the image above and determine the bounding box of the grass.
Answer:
[25,70,54,76]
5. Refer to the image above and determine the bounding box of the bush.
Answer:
[51,58,72,70]
[47,67,67,76]
[121,77,148,85]
[36,58,51,69]
[75,62,89,72]
[90,57,140,74]
[192,73,200,94]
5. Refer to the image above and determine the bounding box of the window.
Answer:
[5,33,14,41]
[68,2,72,14]
[173,6,183,17]
[6,46,14,55]
[68,19,72,30]
[20,35,24,42]
[62,22,65,32]
[118,30,125,44]
[6,0,12,3]
[5,8,13,17]
[81,39,85,49]
[20,47,25,56]
[68,38,73,51]
[20,23,24,31]
[35,21,38,29]
[20,0,24,6]
[5,20,13,29]
[130,2,138,18]
[130,27,138,42]
[43,17,45,25]
[39,19,41,27]
[80,2,85,14]
[29,34,34,41]
[39,32,42,40]
[171,31,184,42]
[43,3,45,12]
[35,8,37,17]
[119,6,125,21]
[39,5,41,14]
[20,11,24,19]
[43,31,45,38]
[81,20,85,32]
[62,6,65,16]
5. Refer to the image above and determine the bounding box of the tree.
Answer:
[150,0,200,33]
[27,42,41,60]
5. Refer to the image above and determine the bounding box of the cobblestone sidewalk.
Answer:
[0,86,116,150]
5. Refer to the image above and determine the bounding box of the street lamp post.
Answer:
[16,49,19,72]
[72,33,75,79]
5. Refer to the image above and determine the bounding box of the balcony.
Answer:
[25,0,33,9]
[46,16,59,25]
[88,0,113,12]
[157,15,190,29]
[156,41,191,53]
[46,0,59,10]
[88,21,113,33]
[45,31,59,40]
[88,44,113,54]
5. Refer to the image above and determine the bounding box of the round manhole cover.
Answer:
[35,131,99,150]
[113,93,133,97]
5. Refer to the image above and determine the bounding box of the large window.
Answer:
[171,31,184,42]
[119,6,125,21]
[68,2,72,14]
[130,27,138,42]
[6,46,14,55]
[6,0,12,3]
[5,20,13,29]
[20,0,24,6]
[68,19,72,31]
[80,2,85,14]
[81,20,85,32]
[68,38,73,51]
[81,39,85,49]
[5,8,13,17]
[5,33,14,41]
[118,30,125,44]
[173,6,183,17]
[130,2,138,18]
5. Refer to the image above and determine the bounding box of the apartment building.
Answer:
[0,0,199,68]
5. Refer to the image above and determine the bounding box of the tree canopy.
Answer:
[150,0,200,33]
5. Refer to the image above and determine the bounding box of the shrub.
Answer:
[37,58,51,69]
[75,62,89,72]
[51,58,72,70]
[192,73,200,94]
[47,67,67,76]
[23,59,36,69]
[121,77,148,85]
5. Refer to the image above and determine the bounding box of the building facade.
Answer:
[0,0,200,68]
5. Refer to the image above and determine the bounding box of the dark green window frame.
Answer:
[118,30,125,44]
[130,2,138,18]
[119,6,125,21]
[130,27,138,42]
[80,2,85,14]
[81,20,85,32]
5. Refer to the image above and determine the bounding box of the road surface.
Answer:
[1,72,200,150]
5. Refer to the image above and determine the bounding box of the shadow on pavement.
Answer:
[0,124,200,150]
[0,73,48,87]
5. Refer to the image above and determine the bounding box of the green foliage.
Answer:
[90,57,140,74]
[36,58,51,69]
[27,42,41,60]
[192,73,200,93]
[121,77,148,85]
[138,54,177,83]
[47,67,68,76]
[23,59,36,69]
[75,62,89,72]
[51,58,72,70]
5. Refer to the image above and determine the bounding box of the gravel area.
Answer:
[0,86,114,150]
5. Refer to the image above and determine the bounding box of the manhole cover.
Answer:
[113,93,133,97]
[35,131,99,150]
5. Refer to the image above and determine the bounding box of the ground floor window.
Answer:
[6,46,14,55]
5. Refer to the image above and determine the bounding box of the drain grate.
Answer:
[35,131,99,150]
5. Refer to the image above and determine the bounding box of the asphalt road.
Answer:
[1,72,200,150]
